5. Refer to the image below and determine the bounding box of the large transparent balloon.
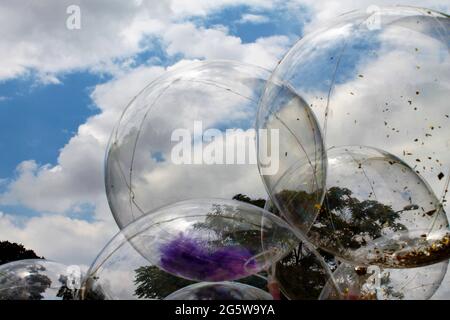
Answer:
[106,60,299,229]
[165,282,272,300]
[309,146,449,267]
[259,6,450,246]
[84,199,298,288]
[0,260,81,300]
[320,260,448,300]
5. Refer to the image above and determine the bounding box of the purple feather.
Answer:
[159,234,258,281]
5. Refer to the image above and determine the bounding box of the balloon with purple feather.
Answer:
[89,199,299,283]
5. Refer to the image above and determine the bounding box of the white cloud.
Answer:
[169,0,275,17]
[0,0,279,82]
[163,23,290,69]
[0,1,154,80]
[238,13,270,24]
[0,213,117,265]
[36,73,63,86]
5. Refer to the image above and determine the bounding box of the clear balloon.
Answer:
[85,199,298,286]
[165,282,272,300]
[308,146,449,267]
[263,7,450,226]
[319,259,448,300]
[106,60,278,229]
[0,259,81,300]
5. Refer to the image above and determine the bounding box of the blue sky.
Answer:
[0,73,103,178]
[188,4,310,43]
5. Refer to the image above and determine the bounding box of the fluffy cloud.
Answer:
[163,23,290,69]
[0,1,154,80]
[0,212,117,265]
[0,0,280,81]
[169,0,275,17]
[238,14,270,24]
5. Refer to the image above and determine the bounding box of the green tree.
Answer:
[232,194,266,208]
[275,242,331,299]
[134,266,195,299]
[309,186,407,252]
[0,241,43,265]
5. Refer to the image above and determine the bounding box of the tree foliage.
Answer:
[134,265,195,299]
[0,241,43,265]
[232,194,266,209]
[309,186,407,251]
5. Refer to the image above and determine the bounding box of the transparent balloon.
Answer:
[165,282,273,300]
[262,7,450,235]
[308,146,449,267]
[319,259,448,300]
[0,259,82,300]
[84,199,298,288]
[106,60,279,229]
